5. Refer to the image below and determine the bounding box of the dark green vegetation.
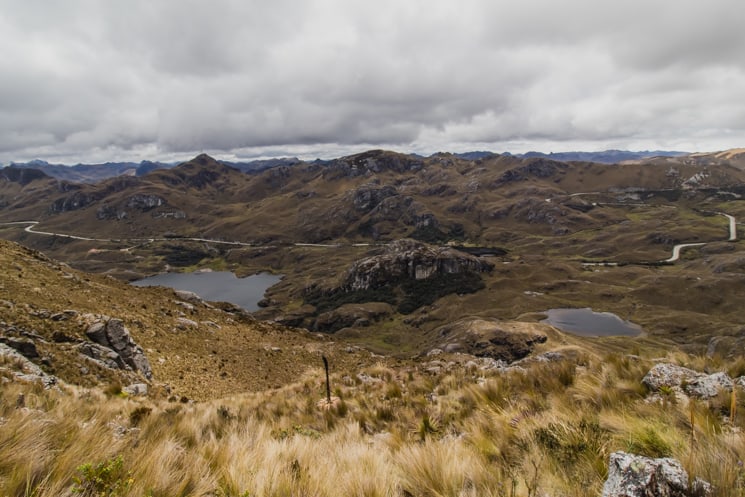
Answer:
[305,270,485,316]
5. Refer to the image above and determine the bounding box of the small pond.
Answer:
[540,308,642,337]
[131,271,282,312]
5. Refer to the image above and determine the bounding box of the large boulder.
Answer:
[84,318,152,379]
[602,451,711,497]
[642,363,733,399]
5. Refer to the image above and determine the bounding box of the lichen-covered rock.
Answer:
[643,363,732,399]
[642,363,701,391]
[685,372,733,398]
[602,451,711,497]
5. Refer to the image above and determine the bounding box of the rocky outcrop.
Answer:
[0,342,58,389]
[324,150,424,179]
[602,452,711,497]
[431,318,548,363]
[493,158,567,185]
[342,239,493,292]
[84,318,152,379]
[350,184,397,212]
[313,303,393,333]
[96,194,167,219]
[642,363,734,399]
[50,191,97,212]
[0,336,39,358]
[125,194,165,210]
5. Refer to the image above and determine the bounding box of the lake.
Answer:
[540,308,642,337]
[131,271,282,312]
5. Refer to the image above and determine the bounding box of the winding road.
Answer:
[1,209,739,265]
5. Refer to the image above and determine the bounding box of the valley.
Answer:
[2,149,744,357]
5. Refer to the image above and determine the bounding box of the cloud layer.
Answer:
[2,0,744,163]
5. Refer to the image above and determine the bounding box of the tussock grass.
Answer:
[3,351,745,496]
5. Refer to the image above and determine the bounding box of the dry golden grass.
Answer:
[3,350,745,497]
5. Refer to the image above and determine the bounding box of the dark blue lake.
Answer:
[540,308,642,337]
[131,271,282,312]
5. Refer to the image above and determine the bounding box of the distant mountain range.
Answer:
[518,150,687,163]
[2,150,688,183]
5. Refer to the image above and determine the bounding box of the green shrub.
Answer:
[625,427,673,458]
[72,455,133,497]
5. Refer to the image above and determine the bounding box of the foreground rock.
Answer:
[643,363,734,399]
[602,451,711,497]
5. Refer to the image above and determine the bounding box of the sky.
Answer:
[1,0,744,164]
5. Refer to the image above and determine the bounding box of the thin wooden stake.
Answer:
[322,355,331,404]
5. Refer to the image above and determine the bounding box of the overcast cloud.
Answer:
[1,0,744,163]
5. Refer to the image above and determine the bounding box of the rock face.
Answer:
[431,318,548,363]
[84,318,152,379]
[342,239,493,291]
[602,451,711,497]
[642,363,733,399]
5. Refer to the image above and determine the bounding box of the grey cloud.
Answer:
[1,0,743,163]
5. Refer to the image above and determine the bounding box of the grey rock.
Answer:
[175,301,195,313]
[0,338,39,358]
[176,317,199,329]
[105,319,130,353]
[0,343,44,375]
[85,322,107,344]
[1,343,58,389]
[80,318,152,379]
[77,342,123,370]
[685,372,733,399]
[643,363,733,399]
[174,290,204,303]
[602,451,711,497]
[642,363,701,391]
[122,383,148,396]
[356,373,383,384]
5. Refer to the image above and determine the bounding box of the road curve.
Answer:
[663,212,737,263]
[663,243,707,263]
[722,212,737,241]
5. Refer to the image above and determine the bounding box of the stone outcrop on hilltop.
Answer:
[341,239,493,292]
[323,150,424,179]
